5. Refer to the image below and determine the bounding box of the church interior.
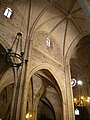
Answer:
[0,0,90,120]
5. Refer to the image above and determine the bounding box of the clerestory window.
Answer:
[4,7,12,18]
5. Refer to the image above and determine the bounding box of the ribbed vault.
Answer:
[0,0,89,60]
[0,0,90,120]
[32,0,89,57]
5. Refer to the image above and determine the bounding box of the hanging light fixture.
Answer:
[6,32,24,68]
[71,78,76,87]
[25,112,32,119]
[75,108,80,115]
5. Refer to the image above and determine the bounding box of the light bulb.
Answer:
[86,99,90,103]
[30,114,32,117]
[77,80,83,85]
[81,96,84,99]
[26,113,30,119]
[74,98,77,102]
[87,97,90,100]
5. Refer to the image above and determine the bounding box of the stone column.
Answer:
[10,38,32,120]
[64,64,75,120]
[10,2,32,119]
[10,59,29,120]
[10,0,33,119]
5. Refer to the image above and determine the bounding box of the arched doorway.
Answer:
[27,69,63,120]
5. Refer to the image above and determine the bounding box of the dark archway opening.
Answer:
[37,97,55,120]
[75,105,89,120]
[70,35,90,120]
[0,44,9,74]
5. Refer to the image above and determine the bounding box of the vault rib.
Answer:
[71,7,82,14]
[63,19,69,57]
[30,3,53,38]
[72,16,86,20]
[49,17,67,34]
[71,17,82,33]
[34,15,65,32]
[54,2,68,16]
[69,0,76,14]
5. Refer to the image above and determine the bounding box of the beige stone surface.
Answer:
[0,0,89,120]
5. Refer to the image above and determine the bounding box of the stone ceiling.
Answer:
[0,0,89,79]
[1,0,87,56]
[31,0,89,57]
[0,0,90,118]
